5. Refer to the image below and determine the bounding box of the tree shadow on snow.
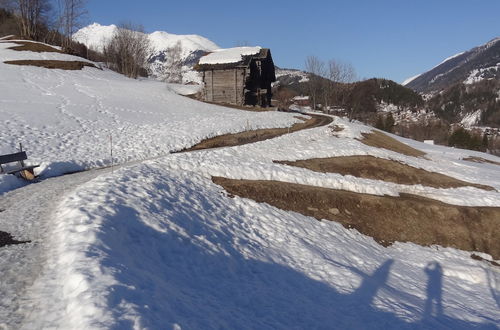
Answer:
[96,201,498,330]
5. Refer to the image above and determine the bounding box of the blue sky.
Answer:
[86,0,499,83]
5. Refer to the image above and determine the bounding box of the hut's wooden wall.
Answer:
[203,68,247,105]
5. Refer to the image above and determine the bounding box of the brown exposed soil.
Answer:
[471,254,500,267]
[0,35,21,41]
[463,156,500,166]
[212,177,500,260]
[360,131,426,158]
[275,155,495,191]
[177,114,333,152]
[4,60,97,70]
[0,231,30,248]
[204,101,278,112]
[6,40,63,53]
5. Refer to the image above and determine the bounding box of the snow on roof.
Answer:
[198,46,262,65]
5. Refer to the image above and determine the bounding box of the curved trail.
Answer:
[0,167,110,327]
[0,112,333,329]
[177,113,333,152]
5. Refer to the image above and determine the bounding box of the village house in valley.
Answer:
[196,47,276,107]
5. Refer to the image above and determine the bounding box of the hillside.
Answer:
[1,38,500,329]
[73,23,220,83]
[404,37,500,94]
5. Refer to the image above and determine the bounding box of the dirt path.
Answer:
[176,114,333,152]
[212,177,500,259]
[275,155,495,191]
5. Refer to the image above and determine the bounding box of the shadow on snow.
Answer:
[92,178,498,330]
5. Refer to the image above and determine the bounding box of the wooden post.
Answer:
[18,143,25,168]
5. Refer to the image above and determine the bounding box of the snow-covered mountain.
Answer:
[404,37,500,93]
[274,67,310,86]
[73,23,220,82]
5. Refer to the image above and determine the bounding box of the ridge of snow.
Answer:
[73,23,220,55]
[437,51,465,67]
[401,73,421,86]
[198,46,261,65]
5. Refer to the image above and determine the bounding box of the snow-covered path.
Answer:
[0,167,111,328]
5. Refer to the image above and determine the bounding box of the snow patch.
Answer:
[460,110,482,127]
[402,73,421,86]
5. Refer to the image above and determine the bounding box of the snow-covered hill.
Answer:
[274,67,310,86]
[403,37,500,93]
[0,38,297,192]
[1,39,500,329]
[73,23,220,83]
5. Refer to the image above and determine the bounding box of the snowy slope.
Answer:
[404,37,500,93]
[73,23,220,82]
[1,40,500,329]
[0,39,299,193]
[5,118,500,329]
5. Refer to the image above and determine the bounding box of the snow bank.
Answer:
[19,163,499,328]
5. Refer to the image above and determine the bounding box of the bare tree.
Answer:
[57,0,87,49]
[103,23,150,79]
[304,56,325,110]
[327,59,356,117]
[161,40,183,83]
[7,0,51,39]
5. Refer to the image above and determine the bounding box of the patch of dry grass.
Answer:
[275,155,494,191]
[4,60,96,70]
[463,156,500,166]
[360,130,426,158]
[213,177,500,259]
[6,40,63,53]
[177,114,333,152]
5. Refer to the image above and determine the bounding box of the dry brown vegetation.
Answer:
[177,114,333,152]
[0,35,20,41]
[463,156,500,166]
[213,177,500,259]
[203,100,278,112]
[4,60,96,70]
[5,40,63,53]
[360,130,426,158]
[275,155,495,191]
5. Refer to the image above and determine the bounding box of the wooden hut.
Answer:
[196,47,276,107]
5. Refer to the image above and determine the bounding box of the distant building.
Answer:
[292,95,310,107]
[196,47,276,107]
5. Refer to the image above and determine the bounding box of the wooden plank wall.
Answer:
[203,69,246,105]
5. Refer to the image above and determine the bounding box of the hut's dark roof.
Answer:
[196,48,272,71]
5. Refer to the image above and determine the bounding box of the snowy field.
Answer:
[0,40,299,193]
[1,40,500,329]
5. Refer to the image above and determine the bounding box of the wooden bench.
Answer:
[0,145,40,181]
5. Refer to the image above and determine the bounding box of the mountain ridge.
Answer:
[73,23,220,82]
[404,37,500,94]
